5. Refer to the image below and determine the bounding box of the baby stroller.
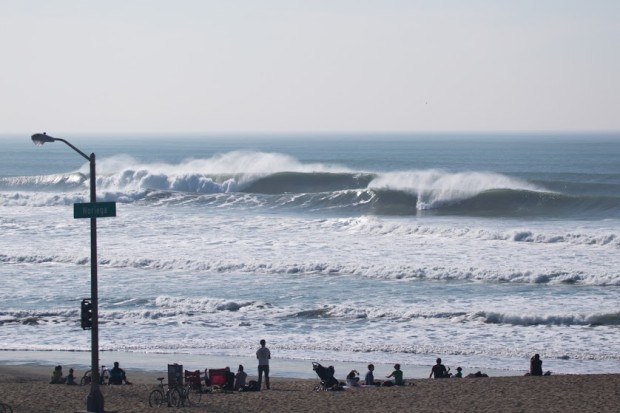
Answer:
[312,362,340,391]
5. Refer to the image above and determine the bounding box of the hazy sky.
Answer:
[2,0,618,134]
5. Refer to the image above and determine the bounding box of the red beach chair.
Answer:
[184,370,202,392]
[208,368,233,391]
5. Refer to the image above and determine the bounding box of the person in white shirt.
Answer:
[256,339,271,390]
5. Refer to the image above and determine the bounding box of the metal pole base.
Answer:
[86,387,105,413]
[73,410,118,413]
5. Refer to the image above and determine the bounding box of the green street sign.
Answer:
[74,202,117,219]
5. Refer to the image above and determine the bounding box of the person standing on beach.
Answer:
[256,339,271,390]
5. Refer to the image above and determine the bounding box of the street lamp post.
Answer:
[32,133,104,412]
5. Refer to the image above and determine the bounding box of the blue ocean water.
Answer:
[1,133,619,378]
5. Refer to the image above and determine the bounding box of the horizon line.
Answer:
[2,129,620,137]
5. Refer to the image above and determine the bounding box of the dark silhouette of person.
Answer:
[429,358,451,379]
[109,361,132,385]
[66,368,77,385]
[235,364,248,390]
[223,366,235,390]
[530,354,543,376]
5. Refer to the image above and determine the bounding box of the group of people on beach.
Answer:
[49,361,132,385]
[204,339,271,392]
[357,363,408,386]
[344,358,463,388]
[49,365,76,385]
[344,353,551,386]
[50,338,546,389]
[48,340,271,391]
[429,358,461,379]
[346,363,409,387]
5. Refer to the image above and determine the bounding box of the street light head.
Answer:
[31,132,56,145]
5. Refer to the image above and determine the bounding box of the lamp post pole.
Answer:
[86,151,104,412]
[31,133,104,412]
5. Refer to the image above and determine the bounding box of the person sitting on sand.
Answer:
[429,358,451,379]
[386,363,405,385]
[224,366,236,390]
[109,361,132,385]
[529,354,543,376]
[346,370,360,387]
[235,365,248,390]
[454,366,463,378]
[50,365,66,384]
[66,368,77,385]
[365,364,380,386]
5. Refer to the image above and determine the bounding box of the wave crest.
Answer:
[2,151,618,218]
[368,170,544,210]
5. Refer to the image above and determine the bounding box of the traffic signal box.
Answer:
[81,298,93,330]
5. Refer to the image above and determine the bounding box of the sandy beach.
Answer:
[0,365,618,412]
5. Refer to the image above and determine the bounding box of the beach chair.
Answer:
[184,370,202,393]
[207,368,234,392]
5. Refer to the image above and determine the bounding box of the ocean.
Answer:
[1,133,619,379]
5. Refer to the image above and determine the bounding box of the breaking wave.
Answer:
[2,151,619,218]
[3,304,619,328]
[1,251,618,285]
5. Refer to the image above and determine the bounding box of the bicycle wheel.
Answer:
[100,369,110,385]
[176,387,188,407]
[167,387,182,407]
[185,385,202,406]
[148,389,165,407]
[80,372,91,386]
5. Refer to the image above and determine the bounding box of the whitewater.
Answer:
[1,134,619,377]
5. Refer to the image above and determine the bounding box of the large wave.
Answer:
[1,151,619,218]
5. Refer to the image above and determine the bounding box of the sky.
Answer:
[1,0,619,134]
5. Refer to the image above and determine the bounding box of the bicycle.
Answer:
[177,379,202,407]
[80,365,110,386]
[148,377,182,408]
